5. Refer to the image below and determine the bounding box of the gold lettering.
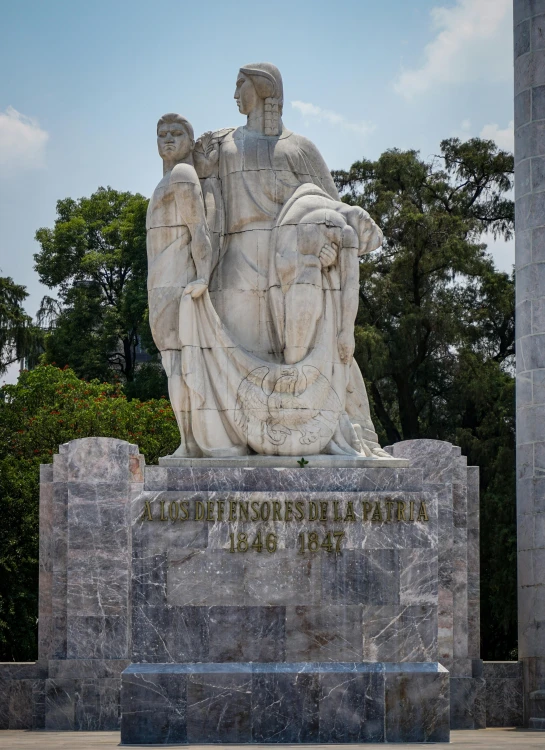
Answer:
[344,501,356,522]
[217,500,225,522]
[385,500,394,522]
[333,501,342,521]
[229,500,237,522]
[239,502,249,521]
[272,501,282,521]
[251,501,260,521]
[417,501,429,522]
[195,501,205,521]
[261,502,271,521]
[371,502,383,522]
[285,501,293,522]
[409,501,415,522]
[362,501,372,522]
[206,501,215,522]
[320,501,328,521]
[309,501,318,521]
[142,500,153,521]
[179,501,189,521]
[397,501,406,522]
[169,501,179,522]
[160,500,167,521]
[294,501,304,521]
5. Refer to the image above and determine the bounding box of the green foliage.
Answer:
[0,276,39,376]
[334,138,516,659]
[0,364,178,661]
[34,187,154,386]
[124,361,168,401]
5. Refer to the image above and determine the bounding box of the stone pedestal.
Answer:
[0,437,492,739]
[39,437,142,730]
[121,662,449,745]
[117,438,484,743]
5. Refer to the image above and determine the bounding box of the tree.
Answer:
[0,364,178,661]
[333,138,516,659]
[34,187,155,386]
[0,276,37,376]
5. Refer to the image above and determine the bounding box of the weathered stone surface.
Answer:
[130,481,440,668]
[450,677,486,729]
[2,437,486,738]
[515,0,545,727]
[121,667,187,744]
[384,666,450,743]
[187,672,252,743]
[120,662,447,744]
[484,662,524,727]
[145,64,403,461]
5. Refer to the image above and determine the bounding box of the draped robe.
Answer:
[177,125,382,456]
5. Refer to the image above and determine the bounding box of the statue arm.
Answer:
[173,179,212,286]
[338,229,360,364]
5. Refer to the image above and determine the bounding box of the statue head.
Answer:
[235,63,283,136]
[156,113,195,165]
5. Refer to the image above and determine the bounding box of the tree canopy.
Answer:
[0,364,178,661]
[34,187,159,389]
[333,137,516,659]
[0,276,37,376]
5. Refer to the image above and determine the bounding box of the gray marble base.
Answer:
[450,677,486,729]
[158,454,410,468]
[0,437,493,738]
[120,662,450,745]
[483,662,523,727]
[0,663,47,730]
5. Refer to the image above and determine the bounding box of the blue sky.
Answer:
[0,0,514,381]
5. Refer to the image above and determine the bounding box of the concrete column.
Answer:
[514,0,545,729]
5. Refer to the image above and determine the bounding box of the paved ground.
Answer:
[0,728,544,749]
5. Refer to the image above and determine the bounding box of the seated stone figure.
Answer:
[269,183,383,367]
[146,113,212,457]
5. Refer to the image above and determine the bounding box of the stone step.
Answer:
[529,717,545,730]
[529,689,545,717]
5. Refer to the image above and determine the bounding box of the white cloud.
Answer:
[480,120,515,151]
[394,0,512,99]
[291,100,376,137]
[0,106,49,171]
[460,119,471,132]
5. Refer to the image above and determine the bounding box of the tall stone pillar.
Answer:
[514,0,545,729]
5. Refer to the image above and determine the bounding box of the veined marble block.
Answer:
[120,662,450,745]
[0,436,501,740]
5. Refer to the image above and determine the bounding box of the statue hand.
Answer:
[206,146,219,164]
[195,132,219,159]
[319,242,338,268]
[184,280,208,299]
[338,328,355,364]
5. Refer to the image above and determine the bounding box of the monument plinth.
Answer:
[0,436,492,739]
[120,439,466,744]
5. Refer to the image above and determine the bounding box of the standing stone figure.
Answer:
[146,113,212,457]
[149,64,390,459]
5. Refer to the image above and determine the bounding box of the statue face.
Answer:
[234,72,259,116]
[157,122,193,162]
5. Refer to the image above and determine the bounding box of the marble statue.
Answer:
[147,113,212,455]
[147,63,389,459]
